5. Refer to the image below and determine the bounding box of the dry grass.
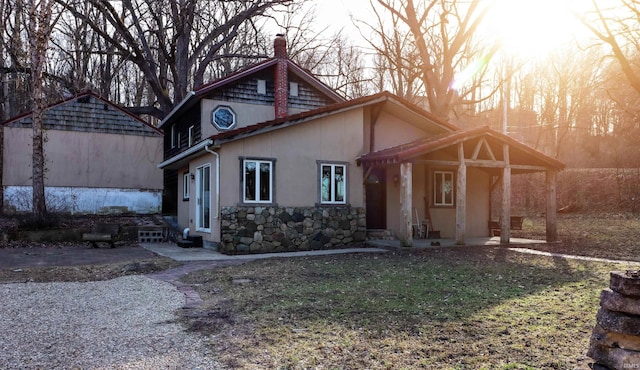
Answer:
[180,213,640,369]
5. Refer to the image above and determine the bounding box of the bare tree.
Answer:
[27,0,61,216]
[358,1,423,102]
[580,0,640,95]
[57,0,293,119]
[364,0,497,120]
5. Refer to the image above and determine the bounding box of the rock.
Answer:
[597,307,640,337]
[587,340,640,370]
[601,288,640,316]
[121,262,156,273]
[610,271,640,297]
[590,324,640,352]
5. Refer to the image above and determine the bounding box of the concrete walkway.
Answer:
[509,247,640,266]
[141,242,388,262]
[366,236,547,249]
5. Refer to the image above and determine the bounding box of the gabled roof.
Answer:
[2,91,162,137]
[357,126,565,172]
[158,58,346,129]
[208,91,460,145]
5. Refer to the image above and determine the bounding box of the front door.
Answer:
[196,164,211,232]
[365,168,387,229]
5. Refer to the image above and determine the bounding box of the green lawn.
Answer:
[181,214,640,370]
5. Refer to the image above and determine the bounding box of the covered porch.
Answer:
[357,127,565,247]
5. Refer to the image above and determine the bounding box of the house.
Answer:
[2,92,164,214]
[159,35,564,253]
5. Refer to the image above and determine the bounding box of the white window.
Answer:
[243,159,273,203]
[171,126,175,148]
[183,172,190,200]
[434,171,454,206]
[290,82,299,97]
[196,164,211,231]
[188,125,194,147]
[257,79,266,95]
[320,163,347,204]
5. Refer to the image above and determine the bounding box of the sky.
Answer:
[311,0,594,60]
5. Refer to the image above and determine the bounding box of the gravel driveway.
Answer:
[0,276,220,369]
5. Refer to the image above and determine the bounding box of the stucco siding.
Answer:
[465,167,491,236]
[428,166,491,238]
[372,111,431,151]
[219,109,366,208]
[200,99,307,138]
[4,127,163,189]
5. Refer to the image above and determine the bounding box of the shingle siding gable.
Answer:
[205,69,336,110]
[6,95,159,137]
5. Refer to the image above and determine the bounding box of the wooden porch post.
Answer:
[455,143,466,245]
[500,144,511,244]
[546,170,558,242]
[400,162,413,247]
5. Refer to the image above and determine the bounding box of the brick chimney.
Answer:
[274,34,288,119]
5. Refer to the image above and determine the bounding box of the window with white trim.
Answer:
[171,126,176,148]
[434,171,454,206]
[183,172,190,200]
[188,125,194,147]
[320,163,347,204]
[243,159,273,203]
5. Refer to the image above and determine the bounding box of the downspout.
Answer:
[205,144,220,219]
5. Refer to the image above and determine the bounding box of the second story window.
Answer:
[212,106,236,131]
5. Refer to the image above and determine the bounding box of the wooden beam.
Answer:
[500,144,511,244]
[455,143,466,245]
[363,166,373,185]
[400,162,413,247]
[413,160,548,172]
[471,138,496,161]
[546,171,558,242]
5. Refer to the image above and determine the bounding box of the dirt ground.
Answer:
[0,214,181,283]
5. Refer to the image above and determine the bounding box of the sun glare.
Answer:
[481,0,589,59]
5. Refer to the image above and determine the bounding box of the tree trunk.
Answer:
[28,0,53,217]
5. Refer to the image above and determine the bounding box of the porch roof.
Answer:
[356,126,565,173]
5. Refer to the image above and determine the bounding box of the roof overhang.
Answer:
[157,139,215,170]
[357,126,565,174]
[207,91,459,146]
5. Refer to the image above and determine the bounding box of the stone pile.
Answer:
[588,270,640,369]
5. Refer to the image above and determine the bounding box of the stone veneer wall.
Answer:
[219,206,366,254]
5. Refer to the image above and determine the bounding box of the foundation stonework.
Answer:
[219,206,366,254]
